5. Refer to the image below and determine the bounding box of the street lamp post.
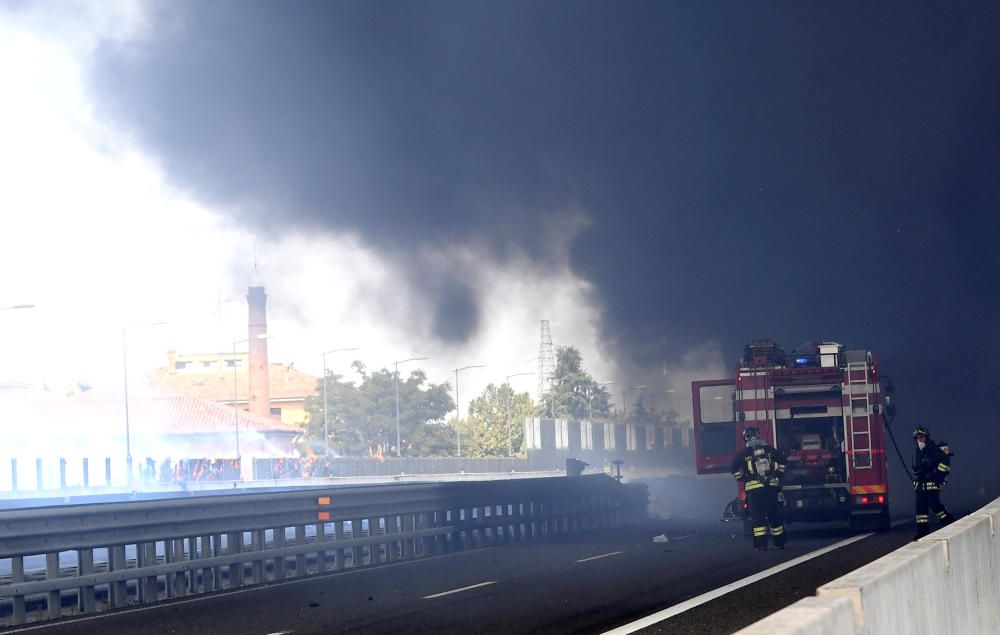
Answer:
[232,334,270,462]
[453,364,485,457]
[504,372,534,456]
[322,347,359,456]
[122,321,167,488]
[394,356,428,457]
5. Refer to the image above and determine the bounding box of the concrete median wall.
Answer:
[735,496,1000,634]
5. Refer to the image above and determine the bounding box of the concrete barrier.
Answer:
[817,539,949,633]
[733,596,855,635]
[734,496,1000,634]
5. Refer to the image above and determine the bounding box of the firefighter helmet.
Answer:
[913,426,930,439]
[743,427,760,443]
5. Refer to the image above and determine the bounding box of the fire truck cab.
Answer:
[693,339,891,532]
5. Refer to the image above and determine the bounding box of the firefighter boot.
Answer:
[770,524,787,550]
[913,520,930,541]
[752,526,768,551]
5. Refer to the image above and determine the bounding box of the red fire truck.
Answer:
[693,339,892,532]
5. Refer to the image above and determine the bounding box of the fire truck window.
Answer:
[699,385,734,423]
[697,385,735,456]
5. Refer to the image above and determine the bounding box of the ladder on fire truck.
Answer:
[846,359,873,470]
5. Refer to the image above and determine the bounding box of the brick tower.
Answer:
[247,286,272,418]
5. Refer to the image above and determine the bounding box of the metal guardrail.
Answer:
[0,474,647,627]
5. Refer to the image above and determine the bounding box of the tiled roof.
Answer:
[148,363,319,403]
[9,392,301,436]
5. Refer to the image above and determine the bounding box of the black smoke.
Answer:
[86,1,1000,501]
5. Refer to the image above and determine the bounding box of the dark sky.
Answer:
[88,1,1000,499]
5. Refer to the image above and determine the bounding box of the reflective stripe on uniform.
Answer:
[937,464,950,472]
[732,471,743,478]
[936,510,949,519]
[769,525,784,536]
[745,481,764,490]
[916,514,929,524]
[753,526,767,537]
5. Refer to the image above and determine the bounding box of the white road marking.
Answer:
[423,580,496,599]
[264,632,294,635]
[574,551,623,563]
[672,534,696,541]
[891,518,909,527]
[601,532,876,635]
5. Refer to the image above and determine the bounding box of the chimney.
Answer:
[247,286,271,418]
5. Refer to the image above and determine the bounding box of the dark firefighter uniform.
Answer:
[912,426,954,539]
[730,427,788,550]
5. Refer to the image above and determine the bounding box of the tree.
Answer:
[536,346,612,420]
[463,383,535,457]
[302,361,455,457]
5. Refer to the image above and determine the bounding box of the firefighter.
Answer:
[912,426,954,539]
[731,426,788,551]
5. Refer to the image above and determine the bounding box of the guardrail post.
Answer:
[173,539,188,596]
[12,556,25,625]
[163,539,175,597]
[385,514,399,562]
[228,532,243,588]
[82,457,89,488]
[334,520,346,570]
[78,548,96,613]
[138,541,158,603]
[251,530,265,584]
[46,552,60,619]
[351,518,364,567]
[367,517,379,564]
[191,536,205,592]
[402,513,415,559]
[11,457,17,491]
[105,457,112,486]
[449,509,461,552]
[295,525,307,577]
[204,535,218,592]
[316,521,328,573]
[59,458,67,489]
[273,527,286,581]
[110,545,127,607]
[36,458,44,490]
[418,512,434,555]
